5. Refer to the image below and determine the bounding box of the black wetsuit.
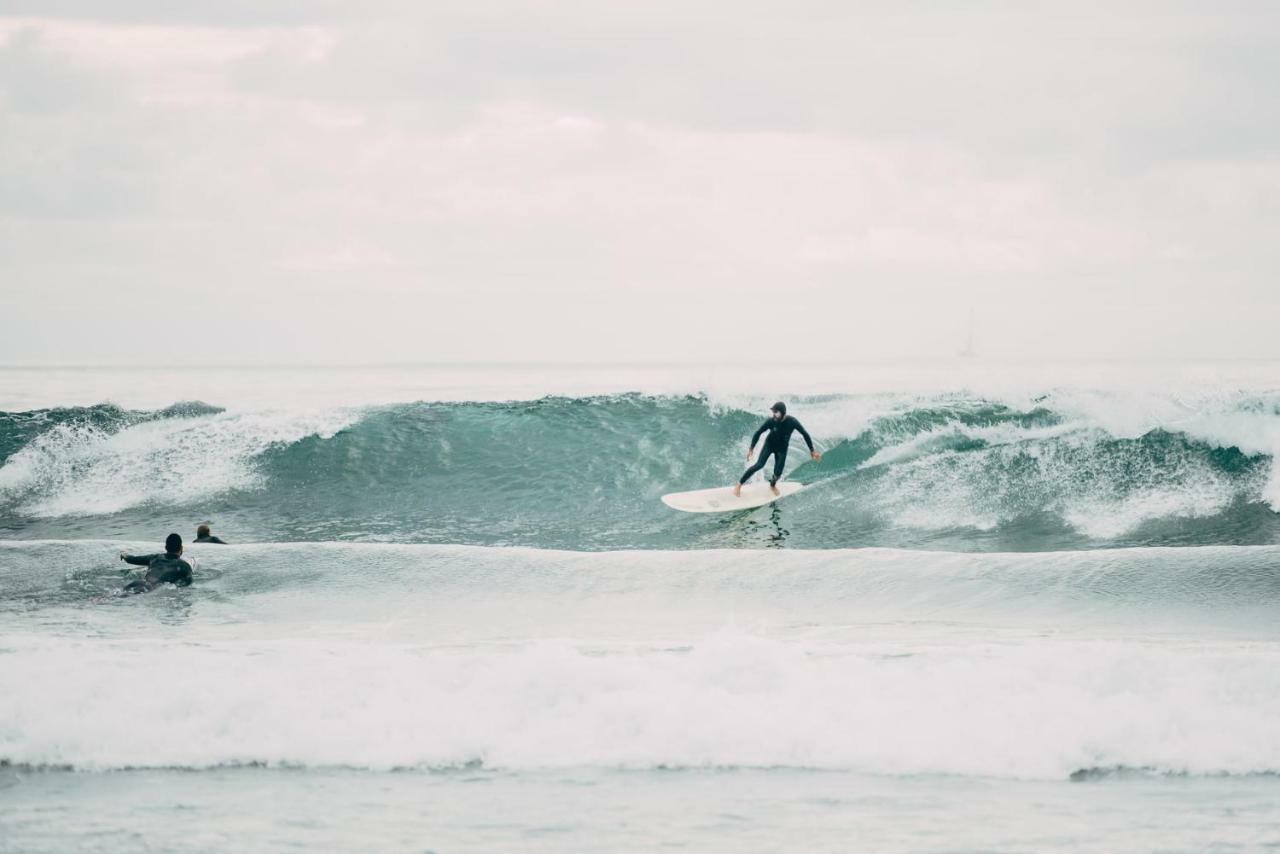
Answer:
[739,415,815,486]
[121,552,193,593]
[194,535,227,544]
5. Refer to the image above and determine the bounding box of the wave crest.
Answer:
[1,391,1277,548]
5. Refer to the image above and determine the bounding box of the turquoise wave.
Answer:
[0,394,1275,549]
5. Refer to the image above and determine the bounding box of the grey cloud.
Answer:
[0,27,159,217]
[0,25,120,113]
[1,2,1278,364]
[0,0,353,27]
[198,3,1280,161]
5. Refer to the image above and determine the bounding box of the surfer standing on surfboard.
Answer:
[734,401,821,497]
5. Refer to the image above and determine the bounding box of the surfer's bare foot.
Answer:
[770,483,780,496]
[733,483,742,497]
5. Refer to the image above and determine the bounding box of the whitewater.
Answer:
[2,362,1279,852]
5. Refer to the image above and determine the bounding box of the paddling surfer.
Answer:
[194,523,227,544]
[118,533,194,594]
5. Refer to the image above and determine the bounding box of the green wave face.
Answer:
[1,393,1277,550]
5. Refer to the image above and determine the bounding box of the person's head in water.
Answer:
[197,523,211,539]
[771,401,787,421]
[165,533,183,555]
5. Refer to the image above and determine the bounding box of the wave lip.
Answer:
[0,407,356,518]
[1,389,1278,548]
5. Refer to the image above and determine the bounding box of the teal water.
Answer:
[3,390,1279,549]
[1,365,1278,851]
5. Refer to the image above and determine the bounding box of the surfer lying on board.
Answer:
[194,523,227,544]
[734,401,821,497]
[118,533,194,594]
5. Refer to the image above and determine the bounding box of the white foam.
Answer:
[859,419,1086,469]
[841,391,1275,537]
[0,408,356,517]
[714,386,1280,534]
[870,440,1247,539]
[2,633,1276,779]
[4,365,1280,532]
[1062,482,1237,539]
[1025,388,1280,509]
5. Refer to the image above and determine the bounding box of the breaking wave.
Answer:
[2,390,1279,549]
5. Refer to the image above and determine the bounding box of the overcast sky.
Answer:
[1,1,1277,364]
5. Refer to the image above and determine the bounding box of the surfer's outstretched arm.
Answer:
[120,553,157,566]
[747,420,770,457]
[793,419,821,461]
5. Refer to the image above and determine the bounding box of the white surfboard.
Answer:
[661,481,805,513]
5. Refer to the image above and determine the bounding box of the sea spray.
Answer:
[1,392,1277,548]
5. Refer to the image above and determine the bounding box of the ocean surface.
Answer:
[1,362,1279,852]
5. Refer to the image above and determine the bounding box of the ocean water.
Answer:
[1,362,1279,852]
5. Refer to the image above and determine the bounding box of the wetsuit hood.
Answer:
[771,401,787,417]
